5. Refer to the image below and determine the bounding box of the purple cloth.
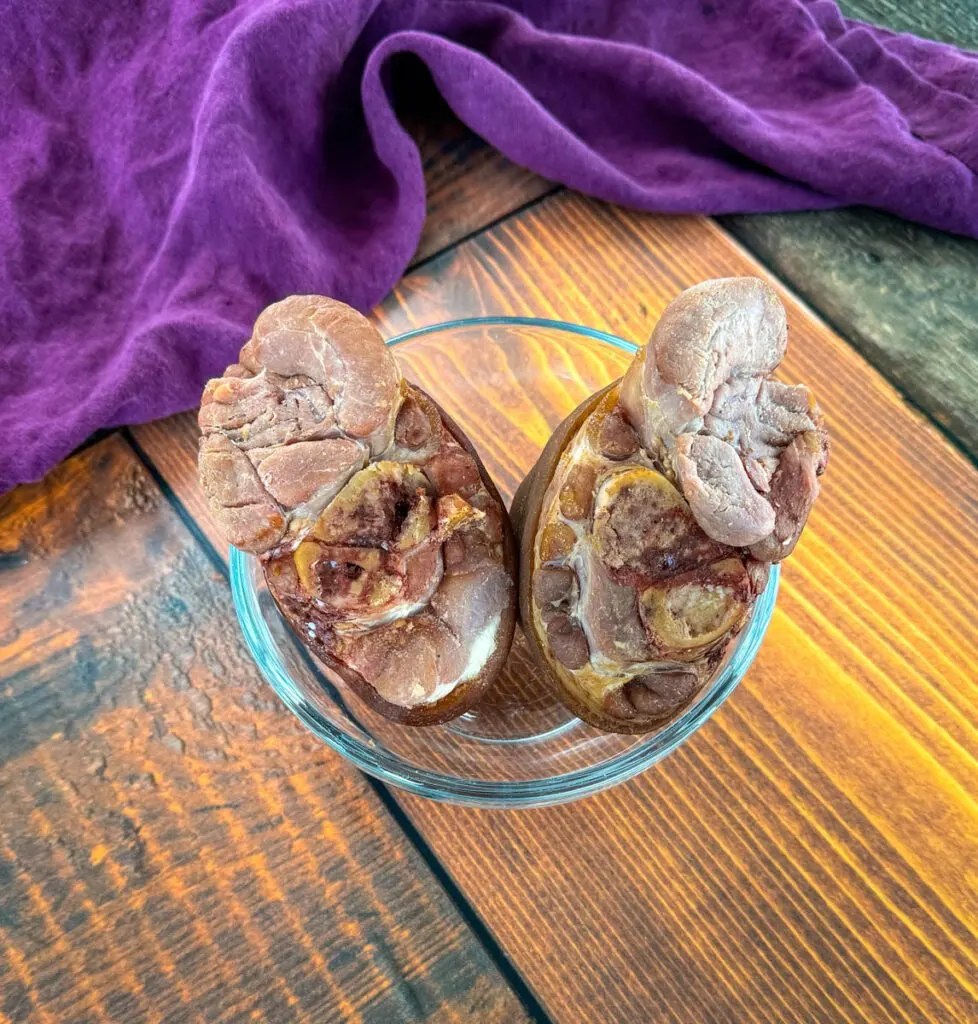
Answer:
[2,0,977,492]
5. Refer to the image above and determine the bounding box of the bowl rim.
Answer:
[229,316,780,808]
[384,314,640,355]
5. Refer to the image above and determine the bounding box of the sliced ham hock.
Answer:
[512,278,828,734]
[199,296,517,725]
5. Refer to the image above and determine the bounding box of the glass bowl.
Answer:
[230,318,779,808]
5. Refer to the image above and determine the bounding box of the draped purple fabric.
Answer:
[2,0,976,490]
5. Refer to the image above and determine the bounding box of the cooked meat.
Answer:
[620,277,827,551]
[517,278,828,734]
[198,296,517,725]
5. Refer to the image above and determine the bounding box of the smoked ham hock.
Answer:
[198,296,517,725]
[512,278,829,734]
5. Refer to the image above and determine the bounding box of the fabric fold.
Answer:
[2,0,977,491]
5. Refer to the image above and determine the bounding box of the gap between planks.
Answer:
[129,191,978,1023]
[122,427,555,1024]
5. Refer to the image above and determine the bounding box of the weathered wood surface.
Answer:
[133,191,978,1023]
[411,112,553,265]
[0,437,531,1024]
[719,209,978,456]
[723,0,978,460]
[12,11,978,1016]
[840,0,978,48]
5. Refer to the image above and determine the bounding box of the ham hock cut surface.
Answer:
[198,296,517,725]
[513,278,829,734]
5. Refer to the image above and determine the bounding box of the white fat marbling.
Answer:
[420,612,502,706]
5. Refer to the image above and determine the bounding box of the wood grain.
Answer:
[719,209,978,457]
[409,111,554,265]
[391,68,554,268]
[840,0,978,48]
[376,195,978,1024]
[723,0,978,460]
[0,437,530,1024]
[132,190,978,1023]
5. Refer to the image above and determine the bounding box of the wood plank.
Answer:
[839,0,978,48]
[718,208,978,456]
[409,110,554,265]
[134,191,978,1023]
[0,437,531,1024]
[379,196,978,1024]
[722,0,978,460]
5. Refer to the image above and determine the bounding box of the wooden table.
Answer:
[3,8,977,1023]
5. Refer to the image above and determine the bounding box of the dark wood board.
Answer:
[135,191,978,1023]
[722,0,978,460]
[0,437,531,1024]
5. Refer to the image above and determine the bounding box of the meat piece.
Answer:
[395,545,446,613]
[749,431,823,561]
[577,546,650,664]
[198,296,402,550]
[639,558,752,660]
[310,461,433,552]
[431,564,511,639]
[592,466,724,580]
[386,386,443,465]
[675,433,776,547]
[394,388,439,448]
[619,278,827,560]
[533,566,579,611]
[248,438,365,511]
[423,441,482,498]
[199,373,293,438]
[433,493,484,540]
[620,277,787,447]
[239,296,401,454]
[469,492,504,542]
[532,565,589,672]
[603,670,699,722]
[335,615,466,708]
[198,433,285,552]
[745,558,771,596]
[545,613,590,670]
[335,562,511,709]
[559,464,597,521]
[263,454,513,720]
[538,521,577,563]
[199,371,340,452]
[515,279,825,736]
[705,377,820,492]
[284,541,443,628]
[598,406,640,460]
[198,295,518,726]
[443,525,495,574]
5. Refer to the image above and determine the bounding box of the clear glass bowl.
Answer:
[230,318,779,808]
